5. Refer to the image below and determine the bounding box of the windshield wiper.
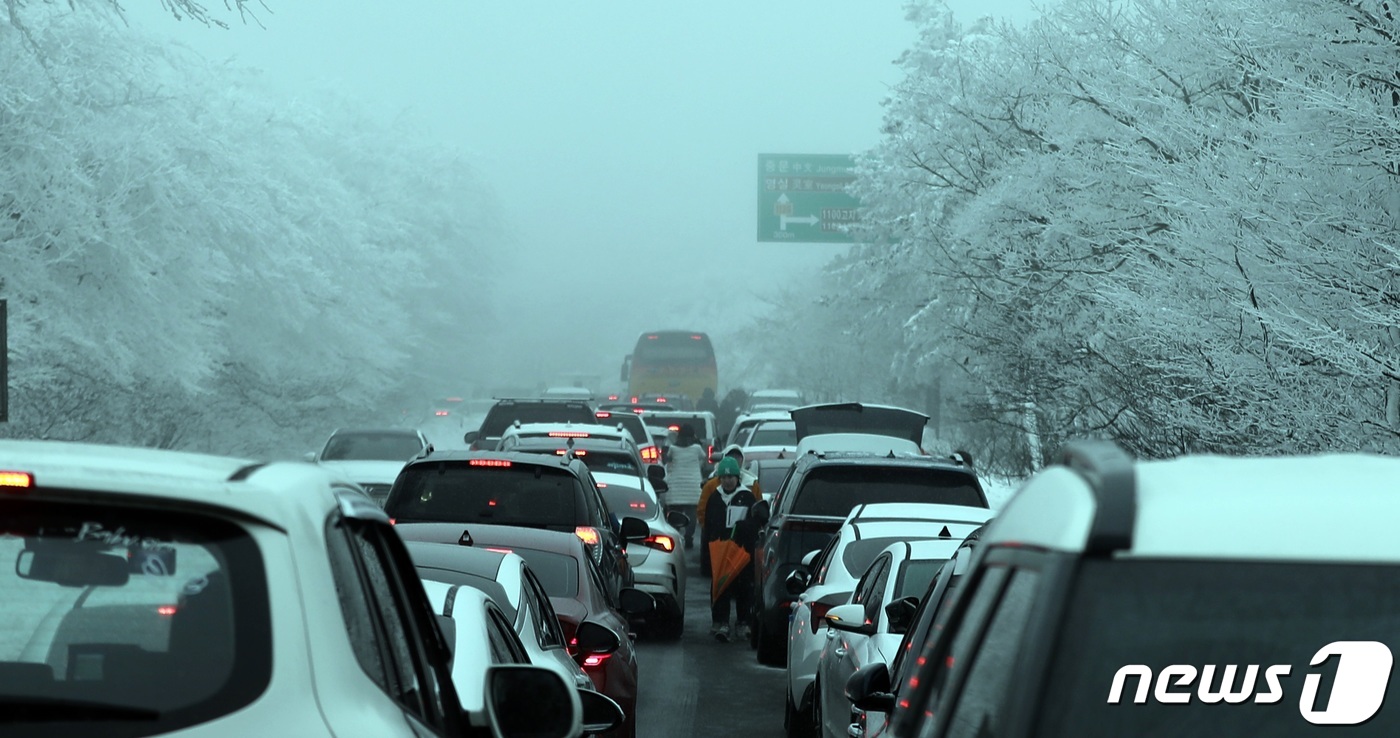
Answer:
[0,696,160,722]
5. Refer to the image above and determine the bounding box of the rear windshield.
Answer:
[321,431,422,461]
[842,537,948,578]
[791,465,985,517]
[597,482,657,521]
[645,414,713,437]
[386,464,581,528]
[749,425,797,447]
[894,559,944,600]
[510,447,641,477]
[0,498,269,736]
[506,548,580,599]
[480,403,596,437]
[1039,560,1400,736]
[756,463,794,496]
[596,413,651,447]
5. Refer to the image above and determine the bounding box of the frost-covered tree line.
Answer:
[0,7,495,455]
[741,0,1400,472]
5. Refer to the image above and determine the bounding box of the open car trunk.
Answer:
[790,403,929,445]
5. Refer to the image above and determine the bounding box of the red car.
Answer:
[394,522,653,738]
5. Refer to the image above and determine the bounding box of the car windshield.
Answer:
[894,559,943,600]
[597,482,658,521]
[386,463,581,527]
[791,466,985,517]
[1037,560,1400,736]
[320,432,422,461]
[0,498,269,732]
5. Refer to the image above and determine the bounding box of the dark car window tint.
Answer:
[946,569,1040,738]
[895,559,945,601]
[322,432,424,461]
[504,548,580,599]
[749,425,798,447]
[524,570,566,649]
[349,528,426,714]
[0,499,270,734]
[597,482,657,520]
[387,464,580,527]
[480,404,596,437]
[1038,561,1400,737]
[792,466,985,517]
[328,522,390,691]
[922,566,1009,717]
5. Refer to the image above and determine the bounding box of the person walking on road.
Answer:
[663,423,706,550]
[704,456,758,643]
[696,444,764,576]
[697,387,721,416]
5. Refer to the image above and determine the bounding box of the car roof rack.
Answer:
[1058,439,1136,557]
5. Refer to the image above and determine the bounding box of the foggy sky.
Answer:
[127,0,1040,397]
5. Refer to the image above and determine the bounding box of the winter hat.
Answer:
[716,456,742,478]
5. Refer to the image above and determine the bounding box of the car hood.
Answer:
[790,403,929,445]
[317,459,407,484]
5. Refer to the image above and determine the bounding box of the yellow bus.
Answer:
[621,331,718,407]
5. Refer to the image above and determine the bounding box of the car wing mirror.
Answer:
[618,516,650,543]
[617,587,656,616]
[573,620,621,656]
[578,688,624,734]
[665,510,690,529]
[846,661,896,713]
[784,568,810,596]
[483,665,579,738]
[825,603,875,636]
[885,596,919,635]
[464,430,480,445]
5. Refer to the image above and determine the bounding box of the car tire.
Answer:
[756,616,785,666]
[785,687,816,738]
[654,606,685,641]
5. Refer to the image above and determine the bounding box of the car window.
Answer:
[505,547,581,599]
[343,524,428,715]
[851,554,889,606]
[387,462,581,527]
[322,432,424,461]
[597,480,658,521]
[792,466,985,517]
[480,403,596,437]
[945,569,1041,738]
[749,424,798,447]
[523,569,567,650]
[813,537,840,585]
[0,499,271,733]
[859,556,892,622]
[915,565,1010,735]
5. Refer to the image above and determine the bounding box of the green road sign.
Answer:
[757,153,860,243]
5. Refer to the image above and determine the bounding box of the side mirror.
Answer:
[885,596,919,635]
[574,620,621,656]
[651,478,669,495]
[463,430,480,445]
[578,688,625,734]
[302,451,318,462]
[825,603,875,636]
[645,464,667,488]
[483,665,579,738]
[845,661,896,713]
[618,516,650,543]
[784,568,810,596]
[665,510,691,530]
[617,587,656,616]
[750,499,771,526]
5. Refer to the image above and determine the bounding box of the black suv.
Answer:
[382,450,650,603]
[465,398,598,451]
[750,452,987,665]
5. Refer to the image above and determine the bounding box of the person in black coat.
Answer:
[704,456,758,642]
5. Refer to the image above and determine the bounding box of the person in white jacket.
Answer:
[663,423,707,549]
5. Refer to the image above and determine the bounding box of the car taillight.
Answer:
[642,534,675,553]
[469,459,511,467]
[0,471,34,489]
[548,431,590,438]
[583,653,611,668]
[575,526,601,546]
[640,446,660,463]
[435,410,450,416]
[157,605,178,616]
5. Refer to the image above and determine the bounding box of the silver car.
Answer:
[594,470,689,640]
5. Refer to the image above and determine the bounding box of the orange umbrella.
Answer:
[709,538,752,603]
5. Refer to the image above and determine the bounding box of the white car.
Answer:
[725,410,791,449]
[403,539,595,691]
[739,419,798,456]
[417,579,622,736]
[0,439,582,738]
[784,503,993,737]
[593,470,689,639]
[795,433,923,458]
[815,538,973,737]
[308,427,431,505]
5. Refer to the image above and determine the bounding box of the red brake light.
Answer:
[595,411,612,419]
[0,471,34,488]
[691,335,702,340]
[548,431,590,438]
[575,526,601,546]
[583,653,611,668]
[640,446,659,463]
[435,410,450,416]
[668,425,680,431]
[632,408,645,414]
[646,335,658,340]
[389,518,396,525]
[642,534,675,553]
[555,449,587,456]
[469,459,512,467]
[630,397,639,403]
[157,605,178,616]
[484,547,513,554]
[656,397,667,403]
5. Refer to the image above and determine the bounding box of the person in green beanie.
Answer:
[703,455,758,642]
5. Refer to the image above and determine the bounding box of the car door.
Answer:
[325,515,465,738]
[822,554,891,734]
